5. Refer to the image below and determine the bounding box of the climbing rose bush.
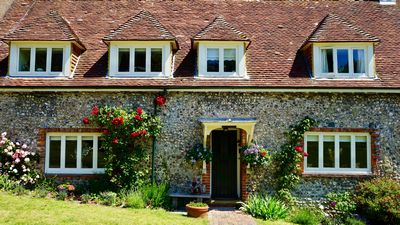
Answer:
[0,132,40,185]
[84,105,162,189]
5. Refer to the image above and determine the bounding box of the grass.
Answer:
[0,192,207,225]
[256,219,295,225]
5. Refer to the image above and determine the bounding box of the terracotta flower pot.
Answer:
[186,204,209,218]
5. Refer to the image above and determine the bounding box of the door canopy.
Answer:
[199,117,257,147]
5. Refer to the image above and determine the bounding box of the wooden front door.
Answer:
[211,130,238,199]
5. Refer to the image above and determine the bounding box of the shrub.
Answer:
[56,191,68,201]
[325,191,356,221]
[355,177,400,225]
[141,183,171,209]
[99,191,118,206]
[240,194,289,220]
[11,184,28,196]
[124,191,145,209]
[0,174,19,191]
[32,187,49,198]
[35,177,57,192]
[289,208,323,225]
[0,132,40,186]
[80,194,93,204]
[344,217,366,225]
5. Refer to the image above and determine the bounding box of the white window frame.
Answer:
[9,41,71,77]
[198,41,246,78]
[304,132,371,175]
[379,0,396,5]
[45,132,105,174]
[313,43,375,79]
[109,41,172,78]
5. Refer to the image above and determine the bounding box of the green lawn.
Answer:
[0,192,207,225]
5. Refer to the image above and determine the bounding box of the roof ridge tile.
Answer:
[193,15,249,41]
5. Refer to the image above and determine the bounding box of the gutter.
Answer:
[0,87,400,94]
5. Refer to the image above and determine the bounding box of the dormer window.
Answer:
[103,10,178,78]
[315,45,372,78]
[109,42,171,77]
[197,42,245,77]
[2,11,86,78]
[9,42,71,77]
[192,16,250,78]
[302,14,380,80]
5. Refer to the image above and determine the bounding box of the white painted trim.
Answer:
[304,132,371,174]
[379,0,396,5]
[198,42,246,78]
[313,43,374,79]
[9,42,71,77]
[0,87,400,93]
[45,132,104,174]
[109,41,172,78]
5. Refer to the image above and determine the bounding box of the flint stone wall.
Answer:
[0,91,399,198]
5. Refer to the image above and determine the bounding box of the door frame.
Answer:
[210,129,241,198]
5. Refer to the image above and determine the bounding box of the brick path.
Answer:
[208,207,256,225]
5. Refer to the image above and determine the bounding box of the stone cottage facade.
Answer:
[0,0,399,200]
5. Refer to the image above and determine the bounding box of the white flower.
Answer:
[15,158,20,163]
[36,175,40,179]
[319,205,324,210]
[13,169,17,173]
[7,146,12,150]
[24,158,30,163]
[7,152,12,156]
[3,149,8,153]
[15,142,20,146]
[1,132,6,137]
[31,152,36,156]
[22,144,27,149]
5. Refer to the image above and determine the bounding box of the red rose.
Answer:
[261,151,267,157]
[92,105,99,115]
[130,132,139,138]
[295,146,303,153]
[102,129,110,135]
[140,130,147,135]
[112,138,119,145]
[155,95,166,107]
[136,107,143,115]
[112,117,124,126]
[82,117,90,124]
[303,152,309,157]
[134,115,142,121]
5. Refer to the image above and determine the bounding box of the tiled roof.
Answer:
[0,0,399,89]
[305,13,380,43]
[2,9,85,49]
[193,16,249,41]
[103,10,176,42]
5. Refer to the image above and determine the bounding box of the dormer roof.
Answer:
[103,10,178,49]
[305,14,380,44]
[2,10,85,50]
[193,16,250,45]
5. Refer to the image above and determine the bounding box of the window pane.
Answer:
[18,48,31,72]
[337,49,349,73]
[356,136,368,168]
[98,139,106,168]
[207,48,219,72]
[151,48,162,72]
[224,49,236,72]
[323,136,335,168]
[306,135,319,168]
[134,48,146,72]
[82,136,93,168]
[51,48,63,72]
[49,136,61,168]
[118,48,130,72]
[339,136,351,168]
[35,48,47,72]
[65,136,77,168]
[353,49,365,73]
[321,49,333,73]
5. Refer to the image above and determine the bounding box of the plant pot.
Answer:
[186,204,209,218]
